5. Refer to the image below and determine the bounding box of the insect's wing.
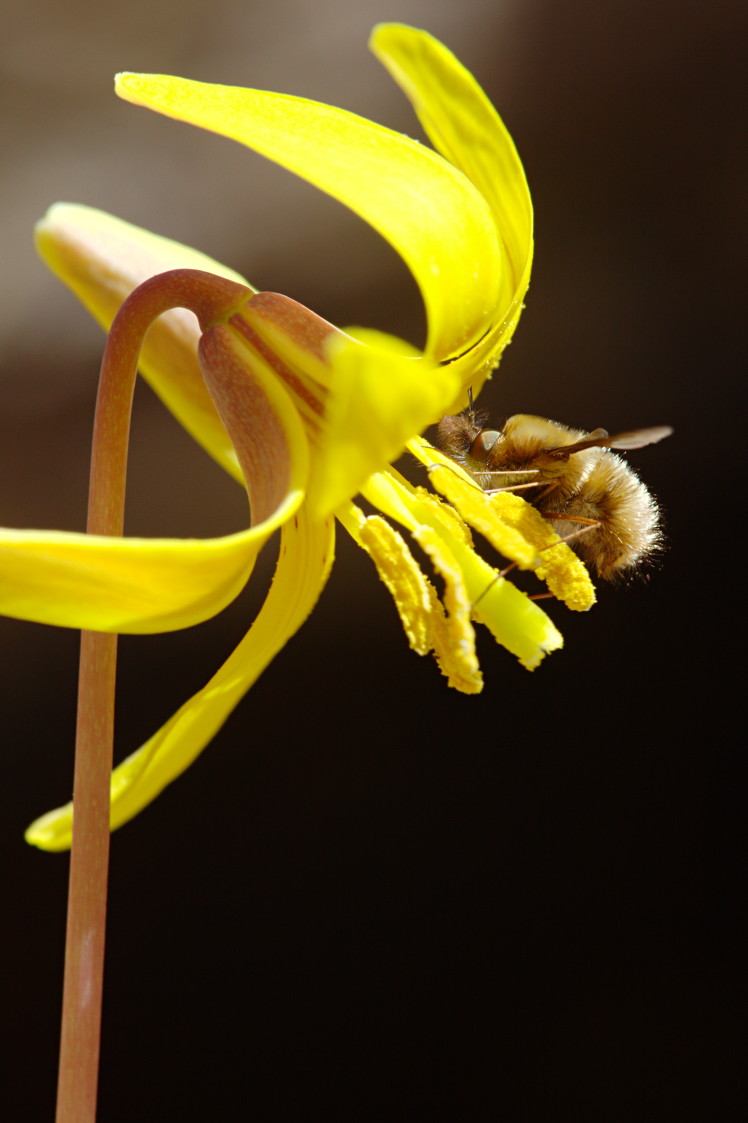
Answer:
[555,425,673,457]
[547,428,608,458]
[602,425,674,450]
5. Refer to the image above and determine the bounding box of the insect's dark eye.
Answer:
[470,429,500,462]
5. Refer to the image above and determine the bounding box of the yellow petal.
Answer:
[371,23,534,392]
[115,71,502,362]
[371,24,531,285]
[36,203,250,481]
[25,510,335,851]
[1,319,310,631]
[230,297,462,520]
[310,329,461,519]
[0,521,283,633]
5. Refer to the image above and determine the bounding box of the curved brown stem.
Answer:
[55,270,251,1123]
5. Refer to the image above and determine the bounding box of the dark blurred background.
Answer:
[1,0,743,1118]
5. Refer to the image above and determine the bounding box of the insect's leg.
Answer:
[550,515,599,526]
[542,515,601,551]
[480,468,542,495]
[424,459,484,493]
[484,480,543,495]
[470,559,521,609]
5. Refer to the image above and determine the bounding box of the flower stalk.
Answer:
[56,270,250,1123]
[56,631,115,1123]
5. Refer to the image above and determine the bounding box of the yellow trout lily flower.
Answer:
[9,24,593,852]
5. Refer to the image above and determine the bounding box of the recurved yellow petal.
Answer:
[371,24,531,280]
[2,275,312,632]
[25,510,335,851]
[0,521,285,632]
[371,23,533,393]
[115,71,502,363]
[35,203,250,481]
